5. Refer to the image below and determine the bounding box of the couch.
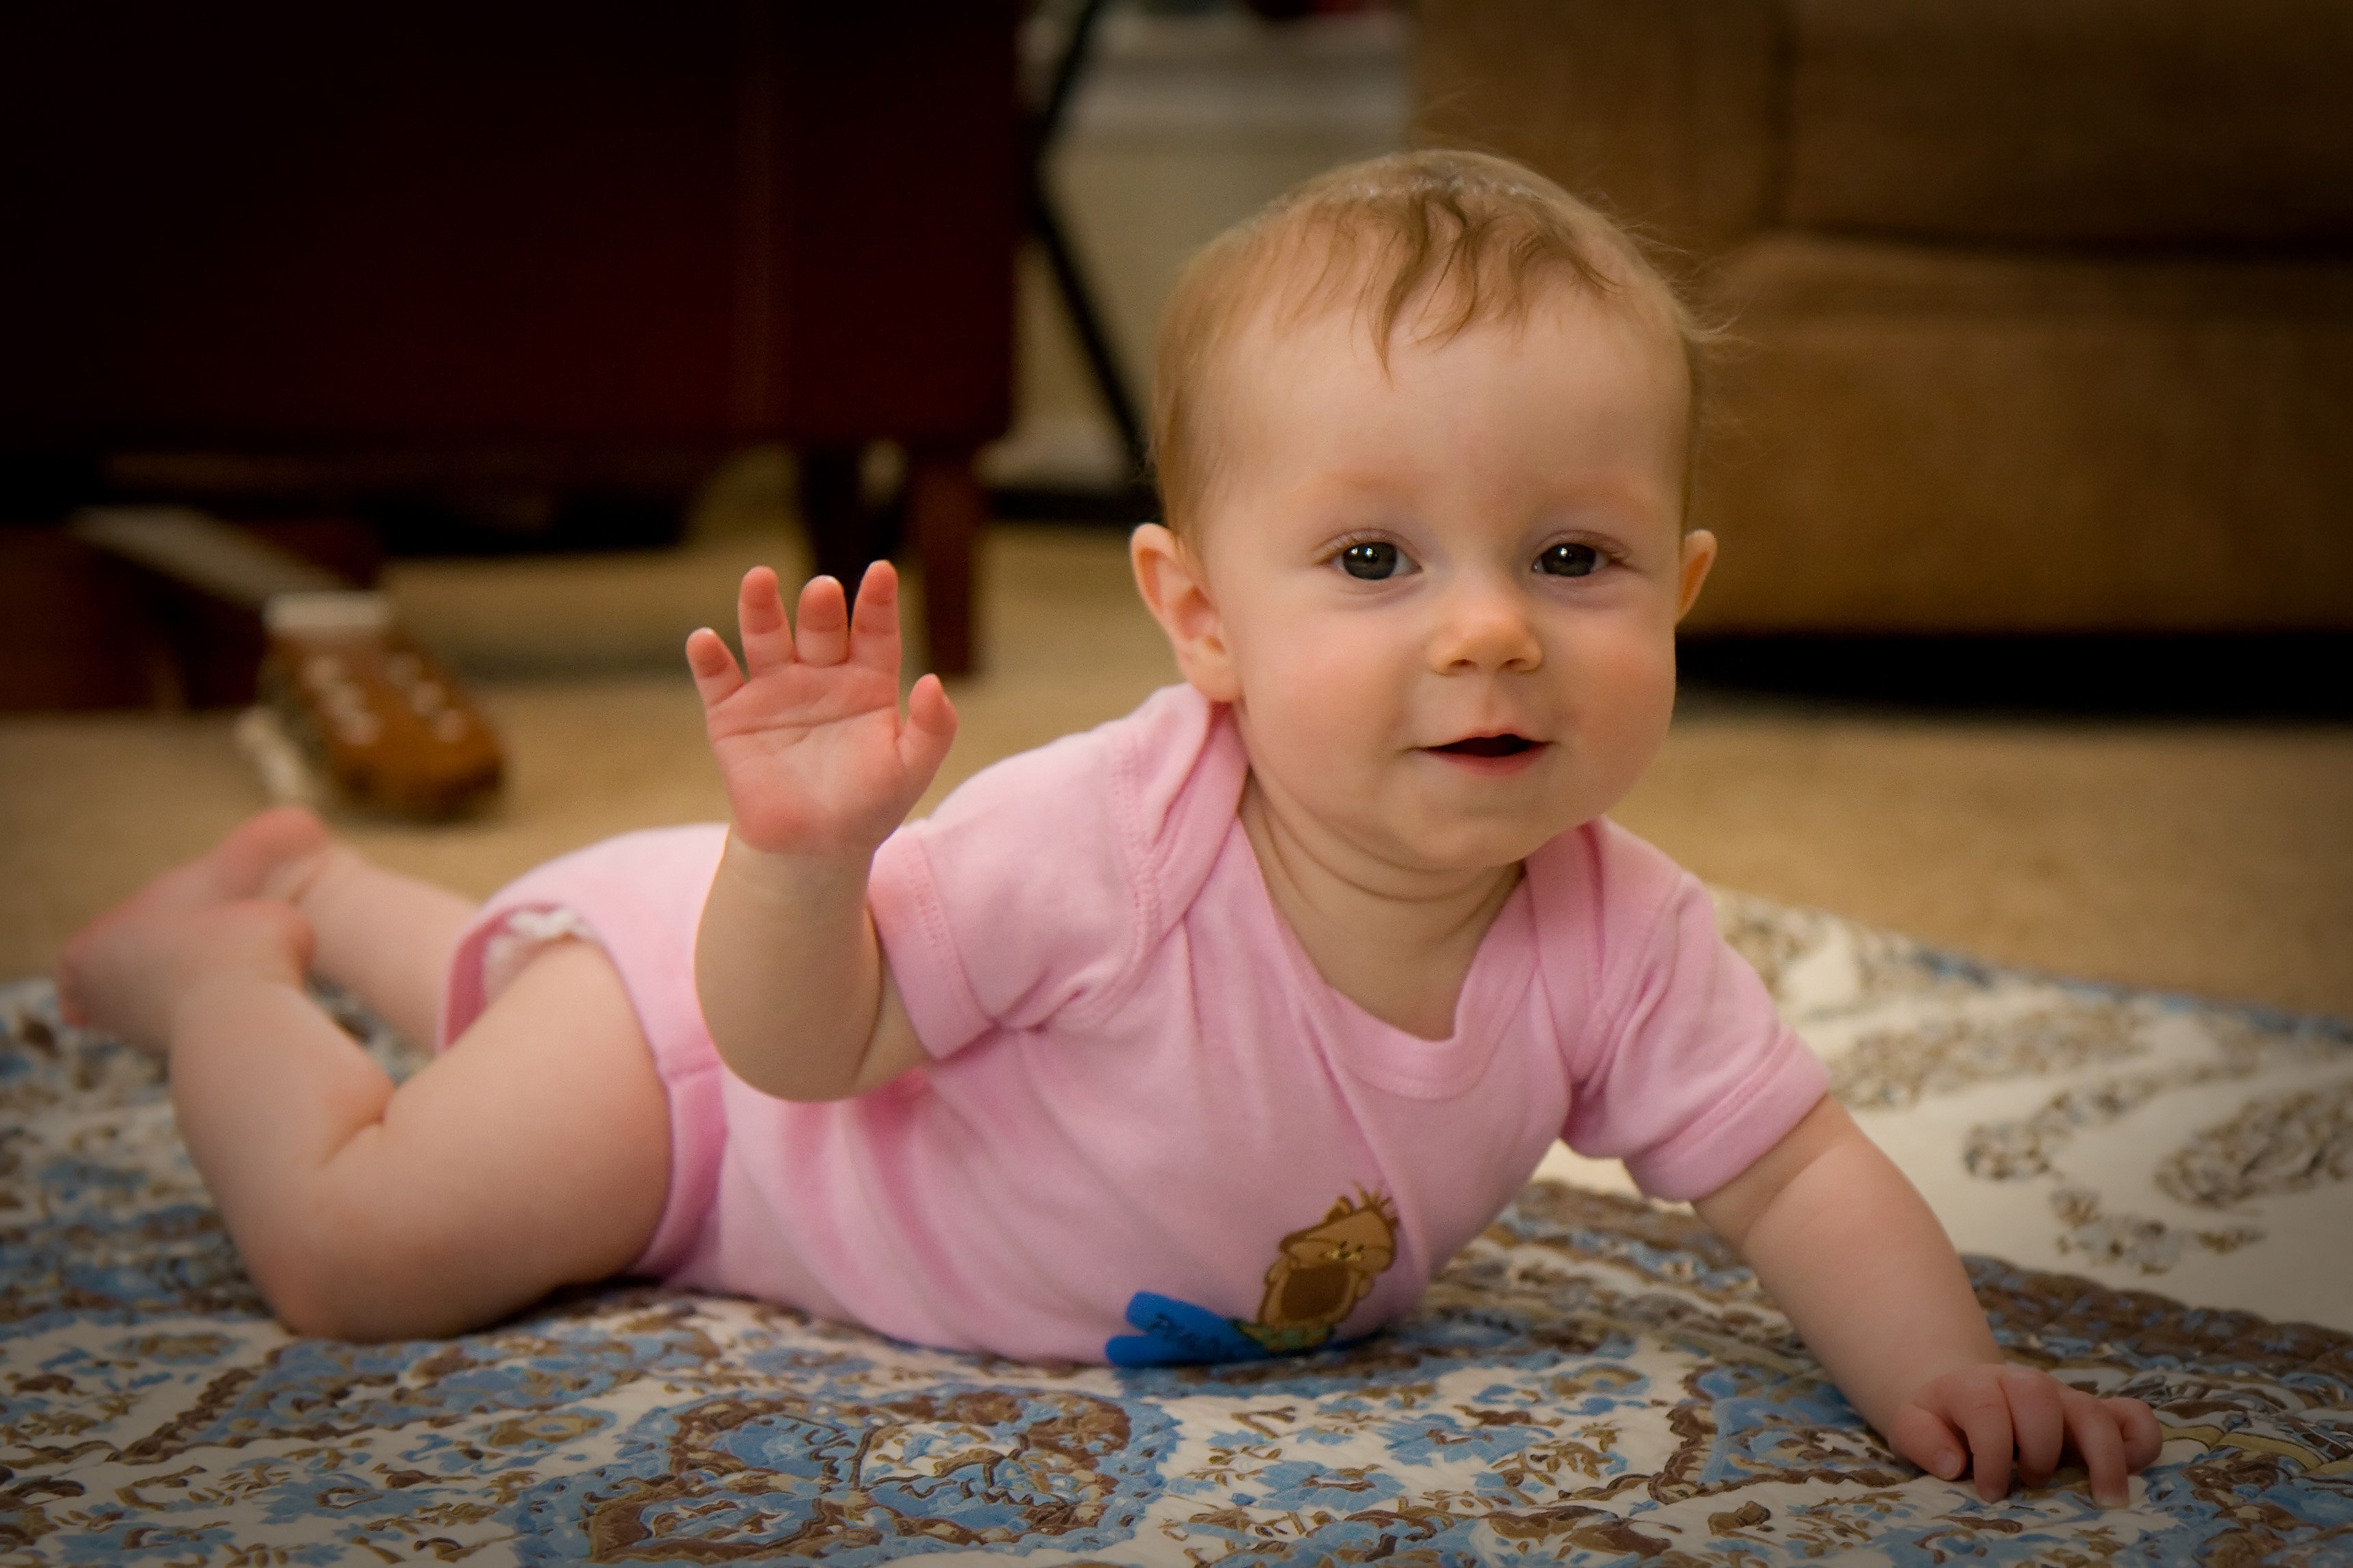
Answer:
[1416,0,2353,632]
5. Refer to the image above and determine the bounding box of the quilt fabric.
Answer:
[3,892,2350,1565]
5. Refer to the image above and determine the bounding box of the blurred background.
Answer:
[2,0,2348,1016]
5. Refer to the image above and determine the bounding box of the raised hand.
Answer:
[685,561,958,858]
[1887,1364,2163,1506]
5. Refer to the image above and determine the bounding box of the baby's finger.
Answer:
[735,566,798,675]
[1887,1403,1968,1485]
[2063,1391,2130,1507]
[898,672,959,780]
[2002,1368,2066,1487]
[684,627,745,708]
[1947,1383,2016,1501]
[2110,1396,2164,1472]
[848,559,903,674]
[795,574,852,666]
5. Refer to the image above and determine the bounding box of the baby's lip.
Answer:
[1425,732,1544,758]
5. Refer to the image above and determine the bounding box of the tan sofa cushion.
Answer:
[1787,0,2353,243]
[1687,237,2353,631]
[1413,0,1781,256]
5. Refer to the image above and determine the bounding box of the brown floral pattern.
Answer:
[1711,891,2353,1329]
[7,901,2353,1565]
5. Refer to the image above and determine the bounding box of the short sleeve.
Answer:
[867,685,1236,1059]
[1553,825,1829,1201]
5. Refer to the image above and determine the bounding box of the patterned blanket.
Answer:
[4,893,2350,1565]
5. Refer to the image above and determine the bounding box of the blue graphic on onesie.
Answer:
[1105,1292,1277,1366]
[1107,1191,1403,1365]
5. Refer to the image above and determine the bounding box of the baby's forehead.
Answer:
[1211,256,1690,412]
[1174,258,1696,548]
[1151,170,1707,542]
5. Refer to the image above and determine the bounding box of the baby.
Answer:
[60,151,2159,1506]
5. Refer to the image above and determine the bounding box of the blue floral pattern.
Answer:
[3,964,2350,1565]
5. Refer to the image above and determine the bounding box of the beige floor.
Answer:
[3,523,2348,1019]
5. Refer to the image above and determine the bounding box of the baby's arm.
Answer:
[1693,1098,2164,1505]
[684,563,956,1101]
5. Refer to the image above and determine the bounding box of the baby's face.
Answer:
[1159,288,1711,875]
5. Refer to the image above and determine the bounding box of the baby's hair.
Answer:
[1151,148,1711,539]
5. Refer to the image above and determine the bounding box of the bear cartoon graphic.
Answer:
[1106,1188,1402,1365]
[1237,1187,1399,1353]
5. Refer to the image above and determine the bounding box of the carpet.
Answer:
[3,891,2350,1565]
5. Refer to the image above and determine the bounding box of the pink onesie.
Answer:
[440,685,1826,1365]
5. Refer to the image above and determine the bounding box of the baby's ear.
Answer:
[1129,524,1240,702]
[1674,529,1718,622]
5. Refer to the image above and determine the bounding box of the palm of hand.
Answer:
[685,563,958,859]
[705,659,921,853]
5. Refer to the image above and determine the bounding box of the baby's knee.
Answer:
[237,1229,358,1340]
[249,1262,375,1342]
[239,1198,475,1342]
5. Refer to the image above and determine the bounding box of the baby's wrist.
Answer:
[1850,1355,2003,1439]
[724,804,900,860]
[719,829,878,909]
[721,776,921,864]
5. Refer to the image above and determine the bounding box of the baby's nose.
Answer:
[1432,581,1542,673]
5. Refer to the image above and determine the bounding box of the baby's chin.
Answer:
[1371,797,1592,877]
[1244,746,1605,872]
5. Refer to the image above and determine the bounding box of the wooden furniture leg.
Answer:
[797,446,876,600]
[906,444,983,677]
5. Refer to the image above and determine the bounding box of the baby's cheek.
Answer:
[1252,635,1385,726]
[1564,643,1679,797]
[1585,635,1677,732]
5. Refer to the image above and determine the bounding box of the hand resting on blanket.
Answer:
[1698,1096,2164,1504]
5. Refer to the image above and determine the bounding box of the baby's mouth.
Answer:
[1430,734,1538,758]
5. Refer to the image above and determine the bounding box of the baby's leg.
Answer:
[165,916,669,1339]
[62,808,671,1338]
[57,806,468,1052]
[279,832,477,1050]
[58,806,337,1050]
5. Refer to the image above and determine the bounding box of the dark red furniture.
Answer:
[2,2,1018,682]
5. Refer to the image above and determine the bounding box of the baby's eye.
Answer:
[1536,542,1605,579]
[1337,541,1408,581]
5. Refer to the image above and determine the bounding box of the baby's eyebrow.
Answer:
[1534,488,1680,535]
[1307,470,1426,503]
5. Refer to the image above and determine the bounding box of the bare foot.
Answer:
[57,807,333,1048]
